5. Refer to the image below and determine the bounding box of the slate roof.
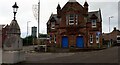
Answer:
[47,1,102,24]
[48,10,102,24]
[47,14,59,25]
[88,10,102,22]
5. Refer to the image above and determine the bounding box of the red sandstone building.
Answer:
[103,27,120,45]
[47,0,102,48]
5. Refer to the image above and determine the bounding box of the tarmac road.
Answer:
[0,49,2,64]
[24,46,119,63]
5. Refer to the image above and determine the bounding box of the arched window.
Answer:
[92,19,97,28]
[51,22,55,29]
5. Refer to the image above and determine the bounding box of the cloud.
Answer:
[0,0,119,38]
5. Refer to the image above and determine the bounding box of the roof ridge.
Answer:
[68,0,77,2]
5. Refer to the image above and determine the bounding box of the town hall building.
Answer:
[47,0,102,48]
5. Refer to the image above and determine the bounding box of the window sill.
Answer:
[92,26,96,28]
[51,28,55,30]
[90,42,93,44]
[69,23,74,25]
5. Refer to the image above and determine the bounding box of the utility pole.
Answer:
[27,21,31,45]
[109,16,113,33]
[38,0,40,38]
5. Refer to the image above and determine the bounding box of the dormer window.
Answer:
[92,19,96,28]
[51,22,55,29]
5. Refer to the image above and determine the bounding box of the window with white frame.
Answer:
[96,35,99,43]
[92,20,96,28]
[66,14,78,25]
[69,14,74,25]
[54,35,56,43]
[90,35,93,43]
[49,35,52,43]
[75,15,78,25]
[51,22,55,29]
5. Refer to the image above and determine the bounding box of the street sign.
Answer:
[96,32,101,37]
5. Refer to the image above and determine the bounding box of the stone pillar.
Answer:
[2,20,25,64]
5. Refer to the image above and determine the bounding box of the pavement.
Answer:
[23,46,119,63]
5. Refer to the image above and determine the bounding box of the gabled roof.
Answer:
[103,28,120,36]
[3,24,8,29]
[90,14,98,19]
[62,1,84,12]
[111,29,120,35]
[47,14,59,25]
[68,0,77,2]
[88,10,102,22]
[117,30,120,35]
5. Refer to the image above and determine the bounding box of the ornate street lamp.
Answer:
[12,2,19,20]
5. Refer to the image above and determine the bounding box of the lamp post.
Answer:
[12,2,19,48]
[109,16,114,33]
[108,16,114,47]
[12,2,19,20]
[27,21,31,36]
[38,0,40,38]
[27,21,31,45]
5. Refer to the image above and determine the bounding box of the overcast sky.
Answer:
[0,0,119,38]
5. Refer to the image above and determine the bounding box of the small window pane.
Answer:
[90,35,93,43]
[54,35,56,43]
[69,14,74,25]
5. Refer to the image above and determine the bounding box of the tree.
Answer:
[22,35,33,46]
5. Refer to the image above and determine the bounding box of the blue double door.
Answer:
[62,36,84,48]
[76,36,84,48]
